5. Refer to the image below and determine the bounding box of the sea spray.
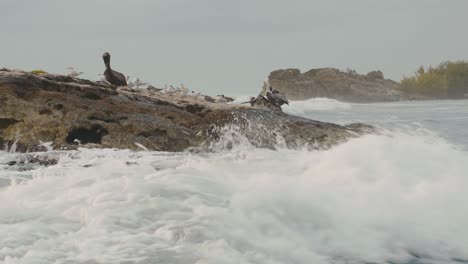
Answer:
[1,131,467,263]
[284,98,352,115]
[1,99,468,263]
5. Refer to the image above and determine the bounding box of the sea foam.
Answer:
[0,131,467,264]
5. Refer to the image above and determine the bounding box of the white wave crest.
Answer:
[284,98,352,115]
[0,132,467,263]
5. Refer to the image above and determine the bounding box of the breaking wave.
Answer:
[284,98,352,115]
[1,130,468,263]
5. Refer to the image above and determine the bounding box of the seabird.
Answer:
[126,76,136,89]
[133,78,148,89]
[213,95,229,103]
[102,52,127,86]
[97,73,109,84]
[164,85,177,95]
[266,86,289,106]
[66,67,83,78]
[249,96,257,106]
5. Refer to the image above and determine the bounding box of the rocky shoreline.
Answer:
[264,68,431,103]
[0,69,372,153]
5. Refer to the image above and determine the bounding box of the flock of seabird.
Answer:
[67,52,289,109]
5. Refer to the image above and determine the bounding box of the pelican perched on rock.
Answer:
[66,67,83,78]
[102,52,127,86]
[266,86,289,106]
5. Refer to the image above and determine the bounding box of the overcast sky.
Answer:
[1,0,467,95]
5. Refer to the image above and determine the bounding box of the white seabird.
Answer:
[134,78,148,89]
[66,67,84,78]
[126,76,136,89]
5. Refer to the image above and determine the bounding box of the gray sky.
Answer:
[1,0,467,95]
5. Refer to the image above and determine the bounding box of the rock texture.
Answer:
[263,68,429,102]
[0,69,372,152]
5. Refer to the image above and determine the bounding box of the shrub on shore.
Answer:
[399,61,468,98]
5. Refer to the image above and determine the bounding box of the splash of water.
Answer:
[284,98,352,116]
[0,131,467,263]
[39,141,54,152]
[8,139,18,153]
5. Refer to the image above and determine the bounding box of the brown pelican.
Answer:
[266,86,289,106]
[102,52,127,86]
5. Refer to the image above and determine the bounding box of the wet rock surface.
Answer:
[0,70,373,152]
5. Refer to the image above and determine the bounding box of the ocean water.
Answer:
[1,99,468,264]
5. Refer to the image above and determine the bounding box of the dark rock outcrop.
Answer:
[264,68,430,103]
[0,70,372,152]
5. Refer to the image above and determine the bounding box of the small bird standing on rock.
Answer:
[126,76,136,89]
[249,96,257,106]
[98,73,109,83]
[102,52,127,86]
[133,78,148,89]
[66,67,83,78]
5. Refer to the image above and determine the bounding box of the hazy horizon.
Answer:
[1,0,467,95]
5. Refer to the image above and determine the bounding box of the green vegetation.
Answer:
[399,61,468,98]
[31,69,48,75]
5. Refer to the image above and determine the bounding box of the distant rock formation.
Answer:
[262,68,429,103]
[0,69,372,152]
